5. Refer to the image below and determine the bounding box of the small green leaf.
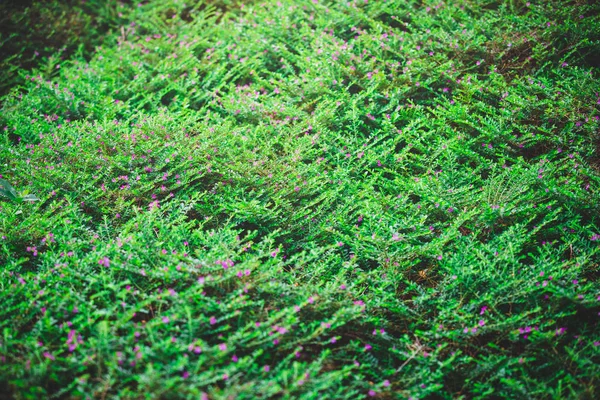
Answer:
[22,194,40,202]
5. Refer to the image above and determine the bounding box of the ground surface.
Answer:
[1,0,600,399]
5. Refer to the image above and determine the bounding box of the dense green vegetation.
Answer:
[1,0,599,398]
[0,0,132,98]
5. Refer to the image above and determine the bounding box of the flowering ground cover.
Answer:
[1,0,599,398]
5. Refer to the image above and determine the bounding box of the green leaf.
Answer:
[0,178,19,201]
[21,194,40,202]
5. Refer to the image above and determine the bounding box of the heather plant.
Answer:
[1,0,599,399]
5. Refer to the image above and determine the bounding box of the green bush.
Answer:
[0,0,132,98]
[1,0,599,398]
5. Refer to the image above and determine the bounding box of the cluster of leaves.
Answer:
[0,0,134,98]
[1,0,599,398]
[0,178,38,203]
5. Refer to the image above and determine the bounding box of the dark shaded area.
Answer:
[0,0,132,99]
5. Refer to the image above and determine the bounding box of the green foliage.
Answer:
[1,0,599,398]
[0,0,132,97]
[0,178,39,203]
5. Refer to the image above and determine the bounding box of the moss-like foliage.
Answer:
[1,1,599,398]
